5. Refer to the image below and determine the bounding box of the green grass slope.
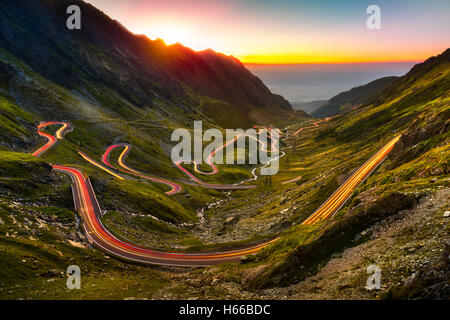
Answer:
[244,48,449,291]
[312,76,399,118]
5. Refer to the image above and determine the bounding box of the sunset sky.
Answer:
[85,0,450,64]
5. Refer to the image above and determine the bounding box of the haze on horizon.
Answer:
[85,0,449,64]
[246,62,416,102]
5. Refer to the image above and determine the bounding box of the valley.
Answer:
[0,0,448,301]
[23,116,401,268]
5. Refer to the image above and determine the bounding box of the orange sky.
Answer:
[85,0,450,64]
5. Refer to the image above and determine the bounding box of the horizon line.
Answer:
[242,60,422,66]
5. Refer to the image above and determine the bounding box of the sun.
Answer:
[141,22,221,52]
[148,24,192,46]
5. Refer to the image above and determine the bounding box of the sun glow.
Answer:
[142,26,225,52]
[85,0,450,64]
[145,24,193,46]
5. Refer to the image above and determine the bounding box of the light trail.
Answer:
[78,150,126,180]
[101,144,182,195]
[32,121,70,157]
[290,120,321,136]
[175,128,279,189]
[281,176,302,184]
[302,135,401,225]
[53,164,277,266]
[28,118,401,266]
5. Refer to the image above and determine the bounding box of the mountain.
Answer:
[0,0,447,300]
[0,0,304,262]
[0,0,296,128]
[311,76,399,118]
[245,48,449,295]
[291,100,327,114]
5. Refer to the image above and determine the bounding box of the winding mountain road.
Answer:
[53,164,276,266]
[302,135,401,225]
[32,121,70,157]
[290,118,328,136]
[102,144,183,195]
[173,128,279,189]
[30,121,401,266]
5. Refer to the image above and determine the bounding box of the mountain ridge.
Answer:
[0,1,447,301]
[0,0,299,127]
[245,47,449,291]
[312,76,399,118]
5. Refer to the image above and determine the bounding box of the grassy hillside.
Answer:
[312,76,399,118]
[242,49,449,294]
[0,1,447,299]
